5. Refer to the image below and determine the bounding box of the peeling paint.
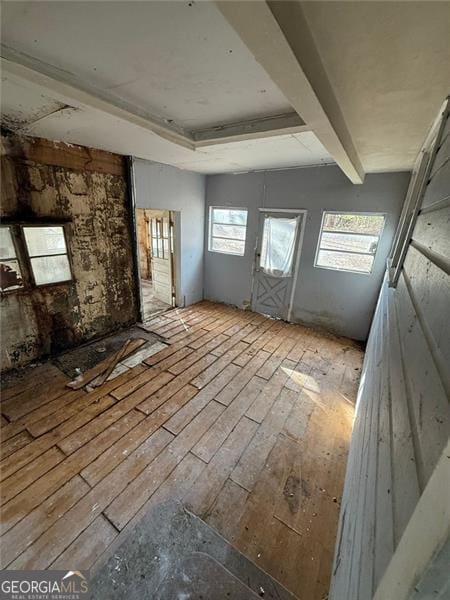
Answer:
[1,132,137,370]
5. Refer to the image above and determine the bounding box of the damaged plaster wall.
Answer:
[1,133,138,370]
[204,165,410,341]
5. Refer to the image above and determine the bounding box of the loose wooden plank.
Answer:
[68,338,146,390]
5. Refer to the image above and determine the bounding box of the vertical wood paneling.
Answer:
[403,246,450,379]
[330,102,450,600]
[412,205,450,261]
[387,292,420,545]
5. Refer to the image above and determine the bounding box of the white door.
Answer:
[251,211,304,320]
[150,214,174,306]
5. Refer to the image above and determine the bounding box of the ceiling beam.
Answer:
[193,112,309,146]
[216,1,365,183]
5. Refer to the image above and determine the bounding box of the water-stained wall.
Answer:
[1,133,138,370]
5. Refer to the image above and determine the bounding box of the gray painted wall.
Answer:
[204,165,410,340]
[330,109,450,599]
[133,158,206,307]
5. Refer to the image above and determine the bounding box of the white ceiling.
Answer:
[1,0,292,131]
[301,1,450,172]
[1,1,449,177]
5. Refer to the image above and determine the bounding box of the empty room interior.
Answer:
[0,1,449,599]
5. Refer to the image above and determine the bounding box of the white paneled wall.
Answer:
[330,104,449,599]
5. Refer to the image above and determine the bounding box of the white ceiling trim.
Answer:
[1,47,312,151]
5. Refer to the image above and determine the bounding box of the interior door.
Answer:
[251,211,303,320]
[150,213,174,306]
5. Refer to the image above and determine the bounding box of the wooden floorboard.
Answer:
[0,302,363,599]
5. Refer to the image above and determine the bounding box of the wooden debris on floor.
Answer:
[65,338,168,392]
[0,301,363,599]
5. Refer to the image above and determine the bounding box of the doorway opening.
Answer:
[136,208,176,322]
[251,209,306,321]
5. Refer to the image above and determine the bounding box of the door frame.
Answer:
[133,207,177,322]
[252,208,307,322]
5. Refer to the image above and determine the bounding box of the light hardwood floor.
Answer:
[0,302,363,599]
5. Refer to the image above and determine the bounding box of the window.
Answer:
[315,212,385,274]
[0,226,24,291]
[260,215,299,277]
[23,226,72,285]
[151,217,170,259]
[209,207,248,256]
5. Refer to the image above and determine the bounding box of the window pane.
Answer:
[260,216,298,277]
[0,227,17,260]
[212,223,246,240]
[30,255,71,285]
[23,226,67,257]
[321,232,379,254]
[317,250,374,273]
[0,259,23,291]
[162,220,169,238]
[212,208,247,226]
[211,237,245,255]
[323,213,384,235]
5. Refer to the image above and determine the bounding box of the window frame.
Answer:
[314,210,386,276]
[21,224,74,288]
[0,225,25,293]
[208,206,248,257]
[0,222,74,293]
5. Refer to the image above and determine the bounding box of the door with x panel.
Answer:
[251,211,304,320]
